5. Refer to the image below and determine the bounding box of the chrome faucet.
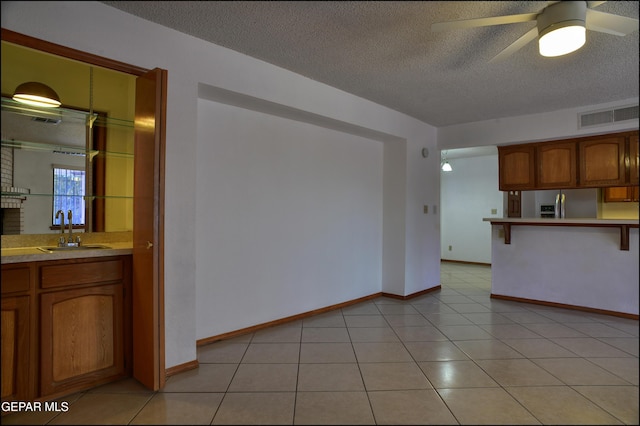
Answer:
[66,210,81,246]
[67,210,73,243]
[56,210,66,246]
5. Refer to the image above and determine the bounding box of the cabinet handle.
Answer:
[146,241,153,250]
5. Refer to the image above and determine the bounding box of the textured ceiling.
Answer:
[100,1,638,128]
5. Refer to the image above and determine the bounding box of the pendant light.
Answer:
[441,150,453,172]
[12,82,61,107]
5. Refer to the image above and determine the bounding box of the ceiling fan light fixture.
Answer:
[537,1,587,57]
[539,24,586,57]
[12,82,61,108]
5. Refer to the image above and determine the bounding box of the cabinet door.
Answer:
[536,142,577,189]
[604,186,633,202]
[498,145,535,190]
[40,284,124,397]
[1,296,30,402]
[630,133,639,185]
[579,136,626,187]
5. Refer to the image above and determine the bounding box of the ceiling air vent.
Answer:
[31,116,61,125]
[579,105,639,129]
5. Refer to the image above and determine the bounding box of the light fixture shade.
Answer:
[12,82,61,107]
[537,1,587,57]
[441,161,452,172]
[539,25,586,57]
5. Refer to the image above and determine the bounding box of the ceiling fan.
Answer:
[432,1,639,62]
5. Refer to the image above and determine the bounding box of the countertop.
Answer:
[1,242,133,264]
[483,218,639,225]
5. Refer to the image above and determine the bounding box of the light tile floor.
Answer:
[3,262,638,425]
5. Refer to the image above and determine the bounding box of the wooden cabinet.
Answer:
[1,255,131,402]
[498,145,535,190]
[1,296,31,402]
[604,186,639,202]
[1,264,34,402]
[578,135,626,187]
[498,131,639,191]
[630,133,639,185]
[536,142,577,188]
[40,283,125,396]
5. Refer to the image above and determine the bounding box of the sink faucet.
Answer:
[55,210,66,246]
[67,210,74,244]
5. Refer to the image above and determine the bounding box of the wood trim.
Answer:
[440,259,492,267]
[165,360,198,378]
[156,69,167,391]
[491,293,639,320]
[1,29,148,76]
[197,293,381,346]
[196,288,442,347]
[382,286,441,300]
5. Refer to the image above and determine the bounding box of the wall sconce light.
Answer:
[12,82,61,108]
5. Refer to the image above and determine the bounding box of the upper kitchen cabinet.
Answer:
[536,141,577,189]
[630,133,639,185]
[578,135,626,187]
[498,130,639,191]
[498,145,535,191]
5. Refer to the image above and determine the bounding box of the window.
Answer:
[52,166,86,227]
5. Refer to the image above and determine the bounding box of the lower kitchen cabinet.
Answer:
[0,255,131,402]
[40,283,125,397]
[1,295,31,402]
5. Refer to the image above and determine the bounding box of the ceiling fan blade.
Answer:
[586,9,639,36]
[432,12,537,32]
[489,27,538,63]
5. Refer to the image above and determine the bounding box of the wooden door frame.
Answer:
[1,28,166,390]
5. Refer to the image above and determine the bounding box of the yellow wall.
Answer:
[598,189,639,219]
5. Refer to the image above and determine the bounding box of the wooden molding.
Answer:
[491,293,639,320]
[1,28,148,76]
[165,360,198,378]
[441,259,491,267]
[197,293,382,346]
[196,288,443,348]
[382,286,441,300]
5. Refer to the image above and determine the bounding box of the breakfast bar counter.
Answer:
[483,218,639,318]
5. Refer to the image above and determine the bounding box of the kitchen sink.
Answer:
[37,245,111,253]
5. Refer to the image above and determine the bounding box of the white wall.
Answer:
[195,99,384,339]
[440,155,502,264]
[2,1,440,369]
[491,225,639,315]
[437,98,639,149]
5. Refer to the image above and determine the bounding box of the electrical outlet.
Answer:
[448,245,452,251]
[423,205,428,214]
[491,208,497,215]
